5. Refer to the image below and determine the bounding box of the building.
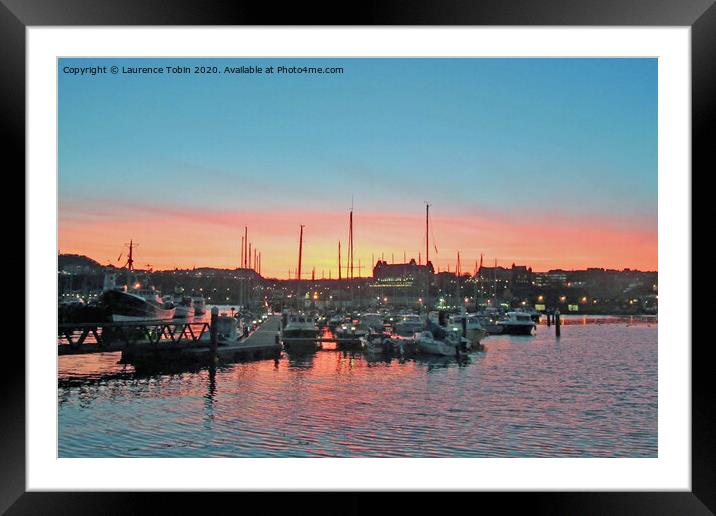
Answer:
[369,259,434,305]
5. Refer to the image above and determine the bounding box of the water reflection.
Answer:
[204,366,216,426]
[59,323,657,458]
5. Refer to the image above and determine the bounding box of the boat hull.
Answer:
[281,329,320,339]
[417,340,459,356]
[101,290,176,322]
[174,305,195,318]
[500,323,535,335]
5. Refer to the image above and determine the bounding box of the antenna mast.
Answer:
[124,240,137,271]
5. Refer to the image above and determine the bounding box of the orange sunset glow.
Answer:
[59,200,656,276]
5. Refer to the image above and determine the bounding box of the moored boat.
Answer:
[416,329,469,356]
[416,319,471,356]
[191,296,207,315]
[393,314,425,337]
[498,311,536,335]
[281,312,320,352]
[99,287,176,322]
[281,312,320,339]
[173,296,196,318]
[448,314,487,349]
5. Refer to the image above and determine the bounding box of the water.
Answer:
[58,318,657,457]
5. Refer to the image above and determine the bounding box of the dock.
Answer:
[58,315,282,367]
[181,315,282,363]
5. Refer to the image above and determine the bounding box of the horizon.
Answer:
[58,251,657,277]
[59,58,657,277]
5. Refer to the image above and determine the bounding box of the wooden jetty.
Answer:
[58,312,283,366]
[58,320,211,356]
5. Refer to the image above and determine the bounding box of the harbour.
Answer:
[54,57,661,462]
[56,212,659,459]
[58,315,657,458]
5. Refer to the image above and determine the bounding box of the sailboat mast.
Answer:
[493,258,497,300]
[425,203,430,264]
[243,227,248,268]
[338,241,342,281]
[297,225,304,281]
[349,210,354,279]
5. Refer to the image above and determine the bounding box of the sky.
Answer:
[58,58,657,278]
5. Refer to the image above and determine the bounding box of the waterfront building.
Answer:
[369,259,434,305]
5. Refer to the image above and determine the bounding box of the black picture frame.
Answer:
[5,0,707,513]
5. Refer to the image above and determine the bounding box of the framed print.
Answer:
[6,0,709,512]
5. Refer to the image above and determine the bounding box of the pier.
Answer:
[58,320,211,356]
[58,315,282,366]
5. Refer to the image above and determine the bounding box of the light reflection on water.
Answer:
[58,322,657,457]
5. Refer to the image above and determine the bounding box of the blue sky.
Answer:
[58,58,657,274]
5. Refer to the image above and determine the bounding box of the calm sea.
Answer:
[58,316,657,457]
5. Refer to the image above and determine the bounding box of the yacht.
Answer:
[498,311,536,335]
[281,312,320,339]
[393,314,425,337]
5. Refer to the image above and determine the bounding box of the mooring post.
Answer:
[547,311,551,327]
[461,316,467,338]
[210,306,219,358]
[555,309,561,337]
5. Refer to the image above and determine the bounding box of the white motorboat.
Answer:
[416,330,470,356]
[383,334,419,356]
[448,314,487,348]
[199,314,243,345]
[281,312,320,339]
[360,313,386,334]
[334,319,370,341]
[360,335,389,355]
[393,314,425,336]
[281,312,320,352]
[173,296,196,318]
[498,311,536,335]
[475,312,504,334]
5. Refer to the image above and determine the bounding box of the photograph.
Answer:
[56,57,658,459]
